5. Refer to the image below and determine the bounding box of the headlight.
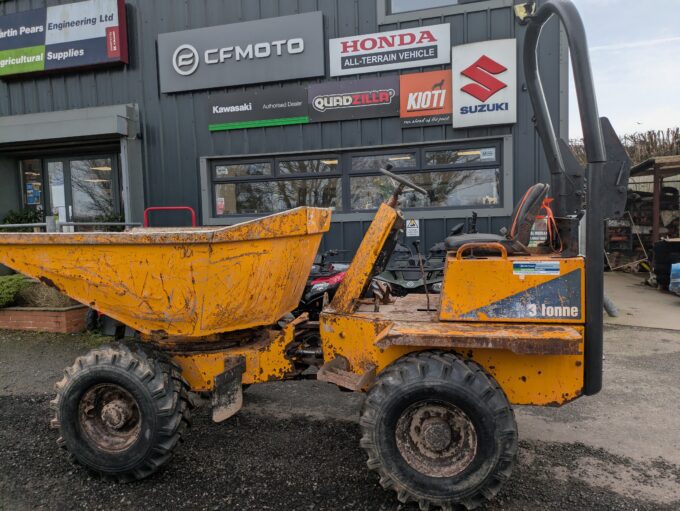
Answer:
[310,282,331,294]
[432,282,442,293]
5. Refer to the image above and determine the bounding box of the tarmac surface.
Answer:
[1,324,679,511]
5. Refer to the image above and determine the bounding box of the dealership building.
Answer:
[0,0,566,254]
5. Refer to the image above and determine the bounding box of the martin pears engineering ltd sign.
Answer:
[0,0,128,77]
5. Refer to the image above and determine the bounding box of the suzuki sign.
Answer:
[158,12,325,93]
[451,39,517,128]
[329,24,450,77]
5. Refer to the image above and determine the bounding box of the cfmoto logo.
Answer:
[173,44,199,76]
[461,55,507,102]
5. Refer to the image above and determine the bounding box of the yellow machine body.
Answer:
[0,207,330,338]
[439,254,586,324]
[319,204,586,406]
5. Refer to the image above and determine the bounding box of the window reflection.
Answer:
[215,162,271,178]
[351,153,416,172]
[215,178,342,215]
[70,159,114,222]
[278,159,339,174]
[350,169,500,210]
[425,147,497,166]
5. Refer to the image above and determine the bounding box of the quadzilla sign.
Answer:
[208,86,309,131]
[400,70,452,127]
[451,39,517,128]
[158,12,325,93]
[308,76,400,123]
[329,24,450,77]
[0,0,127,77]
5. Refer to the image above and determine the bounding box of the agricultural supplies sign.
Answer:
[329,24,450,77]
[400,70,452,127]
[308,76,400,123]
[208,86,308,131]
[158,12,324,93]
[452,39,517,128]
[0,0,127,77]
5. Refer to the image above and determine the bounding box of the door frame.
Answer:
[43,153,122,222]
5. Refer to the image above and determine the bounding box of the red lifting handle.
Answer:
[143,206,197,227]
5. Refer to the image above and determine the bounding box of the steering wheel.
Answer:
[380,165,428,207]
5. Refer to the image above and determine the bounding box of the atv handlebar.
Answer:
[380,166,428,196]
[381,165,428,208]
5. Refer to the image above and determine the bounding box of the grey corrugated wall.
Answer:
[0,0,565,258]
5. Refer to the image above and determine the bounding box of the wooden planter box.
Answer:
[0,305,87,334]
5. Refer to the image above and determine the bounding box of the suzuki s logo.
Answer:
[173,44,199,76]
[461,55,508,102]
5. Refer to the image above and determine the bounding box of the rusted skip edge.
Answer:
[375,332,582,355]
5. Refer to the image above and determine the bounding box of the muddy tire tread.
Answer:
[360,350,517,511]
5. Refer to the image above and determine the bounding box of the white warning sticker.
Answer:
[405,219,420,237]
[513,261,560,276]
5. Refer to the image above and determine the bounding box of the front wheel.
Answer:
[50,343,191,481]
[360,351,517,510]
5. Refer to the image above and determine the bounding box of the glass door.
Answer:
[45,155,120,229]
[47,161,67,223]
[69,158,116,223]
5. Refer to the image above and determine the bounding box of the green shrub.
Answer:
[0,275,28,308]
[1,209,44,232]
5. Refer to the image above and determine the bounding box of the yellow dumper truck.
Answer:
[0,1,631,509]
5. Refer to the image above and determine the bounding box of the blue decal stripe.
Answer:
[460,269,582,320]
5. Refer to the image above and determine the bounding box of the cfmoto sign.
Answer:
[158,12,324,93]
[172,44,199,76]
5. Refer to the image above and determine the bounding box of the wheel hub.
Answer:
[101,400,130,430]
[78,384,142,452]
[421,418,452,452]
[395,401,477,478]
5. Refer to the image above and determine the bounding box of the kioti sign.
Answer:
[308,76,400,123]
[400,70,452,127]
[158,12,325,93]
[329,24,450,77]
[0,0,127,77]
[451,39,517,128]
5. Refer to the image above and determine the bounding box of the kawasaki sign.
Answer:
[0,0,128,77]
[158,12,325,93]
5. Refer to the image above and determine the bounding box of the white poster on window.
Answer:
[451,39,517,128]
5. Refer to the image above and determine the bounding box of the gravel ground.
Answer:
[1,328,679,510]
[1,395,677,511]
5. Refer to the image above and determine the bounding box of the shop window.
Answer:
[388,0,460,14]
[215,162,271,179]
[278,158,339,175]
[351,153,417,172]
[209,141,503,216]
[350,169,500,210]
[214,178,342,215]
[425,147,497,167]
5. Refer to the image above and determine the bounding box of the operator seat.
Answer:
[444,183,550,256]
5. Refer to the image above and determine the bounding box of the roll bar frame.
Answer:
[524,0,606,395]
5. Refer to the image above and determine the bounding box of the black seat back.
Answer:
[508,183,550,246]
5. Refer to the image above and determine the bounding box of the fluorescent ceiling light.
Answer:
[321,160,338,165]
[388,156,413,161]
[457,150,481,156]
[90,166,112,171]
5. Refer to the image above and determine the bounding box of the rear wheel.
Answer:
[360,351,517,510]
[50,343,191,481]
